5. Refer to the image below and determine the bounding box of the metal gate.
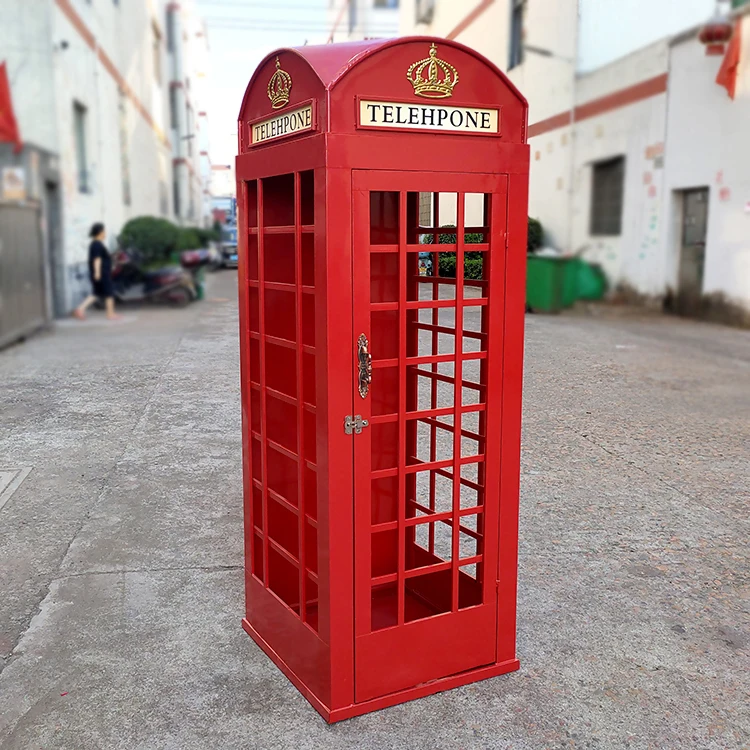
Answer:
[0,203,48,349]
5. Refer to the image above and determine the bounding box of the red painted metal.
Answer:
[236,36,529,722]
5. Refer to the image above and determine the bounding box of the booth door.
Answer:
[352,170,508,702]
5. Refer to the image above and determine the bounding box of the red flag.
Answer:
[716,20,742,100]
[0,62,22,153]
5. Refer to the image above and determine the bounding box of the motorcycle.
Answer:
[109,249,197,307]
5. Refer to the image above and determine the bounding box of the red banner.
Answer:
[0,62,22,153]
[716,21,742,100]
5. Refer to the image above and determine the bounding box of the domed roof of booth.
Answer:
[243,36,528,103]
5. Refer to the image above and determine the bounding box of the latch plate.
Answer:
[344,414,369,435]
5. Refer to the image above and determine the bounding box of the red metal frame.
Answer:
[236,36,528,723]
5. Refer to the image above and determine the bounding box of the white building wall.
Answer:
[399,0,750,310]
[663,17,750,307]
[52,2,117,306]
[567,41,669,288]
[0,0,57,153]
[399,0,578,244]
[1,0,212,312]
[400,0,577,122]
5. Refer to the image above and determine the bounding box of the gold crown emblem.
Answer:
[407,43,459,99]
[267,57,292,109]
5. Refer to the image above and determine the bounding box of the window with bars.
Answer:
[173,174,181,218]
[169,86,179,130]
[415,0,435,24]
[73,101,89,193]
[590,156,625,236]
[166,8,176,52]
[509,0,525,70]
[118,92,131,205]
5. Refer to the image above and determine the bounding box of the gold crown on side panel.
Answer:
[407,43,459,99]
[267,57,292,109]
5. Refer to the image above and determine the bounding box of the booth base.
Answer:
[242,618,520,723]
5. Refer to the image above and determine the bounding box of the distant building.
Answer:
[210,163,235,200]
[397,0,750,316]
[327,0,400,43]
[0,0,212,316]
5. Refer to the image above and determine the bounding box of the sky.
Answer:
[196,0,333,166]
[578,0,717,71]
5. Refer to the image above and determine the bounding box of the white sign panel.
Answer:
[250,103,314,147]
[1,167,25,201]
[359,100,500,135]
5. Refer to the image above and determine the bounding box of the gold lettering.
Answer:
[359,100,498,134]
[251,105,313,144]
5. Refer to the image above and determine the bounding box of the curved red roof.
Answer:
[240,37,527,118]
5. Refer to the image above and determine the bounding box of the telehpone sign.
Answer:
[358,100,500,136]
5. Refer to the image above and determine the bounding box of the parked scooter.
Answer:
[110,249,197,307]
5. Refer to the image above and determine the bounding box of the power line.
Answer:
[207,22,398,30]
[200,1,329,8]
[205,17,398,29]
[207,26,398,35]
[206,25,398,34]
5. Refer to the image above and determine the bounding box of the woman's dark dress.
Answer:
[88,240,113,299]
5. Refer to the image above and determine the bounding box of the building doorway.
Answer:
[676,188,709,314]
[43,181,65,317]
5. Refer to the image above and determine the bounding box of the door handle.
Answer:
[357,333,372,399]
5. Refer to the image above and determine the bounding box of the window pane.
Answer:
[590,157,625,236]
[73,103,88,193]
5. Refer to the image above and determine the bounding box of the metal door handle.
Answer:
[357,333,372,399]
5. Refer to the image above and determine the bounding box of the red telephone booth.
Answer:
[236,37,529,722]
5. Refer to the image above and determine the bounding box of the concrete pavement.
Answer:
[0,272,748,749]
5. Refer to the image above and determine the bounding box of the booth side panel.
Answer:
[321,165,356,711]
[244,578,332,705]
[237,179,256,607]
[497,165,529,664]
[237,161,335,711]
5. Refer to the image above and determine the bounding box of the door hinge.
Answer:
[344,414,369,435]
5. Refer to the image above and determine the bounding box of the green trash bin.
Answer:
[195,268,206,301]
[526,255,574,313]
[575,259,607,301]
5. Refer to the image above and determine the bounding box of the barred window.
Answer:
[590,157,625,236]
[509,0,525,70]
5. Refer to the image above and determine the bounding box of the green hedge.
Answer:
[527,217,543,253]
[119,216,219,263]
[423,218,544,278]
[423,224,483,279]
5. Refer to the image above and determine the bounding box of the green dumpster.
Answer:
[574,258,607,300]
[526,255,574,313]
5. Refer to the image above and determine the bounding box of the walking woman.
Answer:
[73,222,121,321]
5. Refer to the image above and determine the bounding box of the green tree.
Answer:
[527,217,543,253]
[422,224,484,279]
[119,217,180,263]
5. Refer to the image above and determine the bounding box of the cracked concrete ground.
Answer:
[0,271,748,749]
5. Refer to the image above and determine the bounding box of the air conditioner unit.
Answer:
[416,0,435,24]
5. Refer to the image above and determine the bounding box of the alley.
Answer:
[0,271,748,749]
